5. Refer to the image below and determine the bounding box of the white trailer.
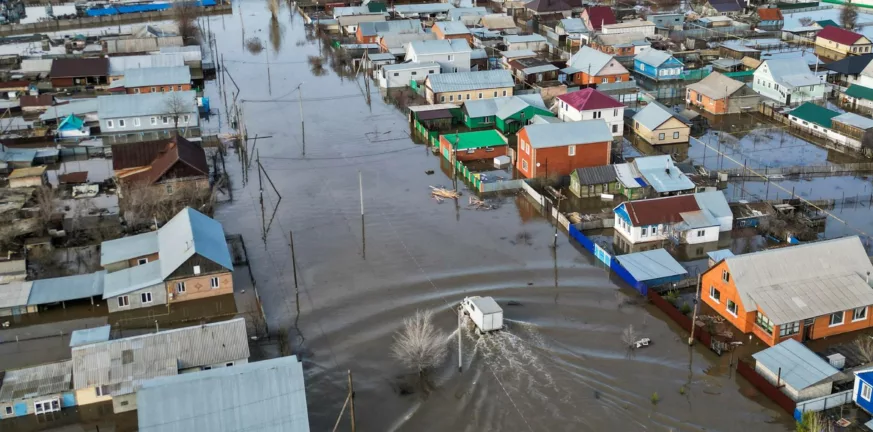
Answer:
[460,296,503,332]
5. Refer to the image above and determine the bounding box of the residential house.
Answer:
[111,135,209,199]
[844,83,873,114]
[516,120,613,179]
[56,114,90,139]
[503,34,548,52]
[569,165,618,197]
[0,360,75,418]
[378,62,439,88]
[853,369,873,415]
[356,19,421,44]
[555,88,624,136]
[581,6,617,32]
[405,39,472,73]
[632,102,690,145]
[463,94,552,134]
[424,70,515,104]
[392,3,455,19]
[648,13,685,31]
[480,14,518,34]
[753,339,840,402]
[71,318,250,413]
[448,7,487,23]
[40,98,98,124]
[601,20,655,37]
[592,32,651,58]
[701,0,743,17]
[631,154,695,196]
[613,191,731,245]
[702,236,873,346]
[752,57,825,105]
[7,166,47,188]
[686,72,761,115]
[634,49,684,81]
[824,53,873,88]
[756,8,784,31]
[815,26,873,57]
[788,102,873,151]
[49,58,109,88]
[107,54,186,82]
[508,57,560,85]
[337,14,386,35]
[563,46,630,86]
[0,281,34,317]
[97,91,199,135]
[523,0,572,18]
[379,32,437,56]
[432,21,473,45]
[99,207,234,311]
[439,130,508,161]
[104,37,183,55]
[136,356,310,432]
[500,50,537,68]
[19,94,53,113]
[117,66,192,94]
[557,18,588,47]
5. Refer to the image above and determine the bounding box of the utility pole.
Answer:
[688,274,702,346]
[458,307,462,372]
[298,83,306,156]
[289,230,298,289]
[348,370,356,432]
[359,171,365,260]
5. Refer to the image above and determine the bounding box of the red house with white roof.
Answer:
[555,88,625,136]
[815,26,872,57]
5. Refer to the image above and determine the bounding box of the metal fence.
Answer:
[794,390,853,420]
[720,162,873,177]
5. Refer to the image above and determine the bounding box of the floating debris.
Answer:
[430,186,460,202]
[468,196,496,210]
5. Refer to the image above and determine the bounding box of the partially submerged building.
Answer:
[613,191,732,245]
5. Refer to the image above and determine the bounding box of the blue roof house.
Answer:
[634,50,684,81]
[853,369,873,416]
[56,114,90,139]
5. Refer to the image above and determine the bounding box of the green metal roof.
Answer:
[846,84,873,101]
[367,2,387,12]
[58,113,84,130]
[789,102,840,128]
[442,130,507,150]
[816,19,839,28]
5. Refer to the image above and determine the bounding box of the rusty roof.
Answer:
[757,8,783,21]
[622,195,699,226]
[50,58,109,78]
[121,136,208,185]
[19,94,53,108]
[58,171,88,184]
[112,139,174,170]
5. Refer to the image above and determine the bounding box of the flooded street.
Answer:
[203,2,792,430]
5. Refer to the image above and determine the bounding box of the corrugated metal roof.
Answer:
[72,318,250,395]
[694,190,732,220]
[557,88,623,111]
[725,236,873,325]
[603,20,655,30]
[481,14,515,29]
[0,281,33,309]
[157,207,233,279]
[687,72,745,99]
[519,64,558,74]
[100,231,159,266]
[789,102,839,129]
[381,61,439,73]
[846,84,873,101]
[597,32,649,47]
[530,114,562,124]
[504,34,546,44]
[441,130,507,150]
[761,58,821,89]
[393,3,454,13]
[567,46,615,76]
[500,49,537,59]
[448,7,486,20]
[70,325,111,348]
[159,46,203,63]
[614,162,646,188]
[9,166,46,179]
[621,194,699,226]
[752,339,838,390]
[633,155,694,193]
[380,32,436,49]
[108,54,186,76]
[39,99,98,122]
[359,19,421,37]
[560,18,587,33]
[50,58,108,78]
[97,91,197,119]
[427,69,513,93]
[27,272,105,305]
[573,165,617,185]
[102,261,164,299]
[464,94,545,119]
[523,120,613,148]
[435,21,470,35]
[707,249,735,263]
[121,66,191,88]
[0,360,73,402]
[633,102,676,131]
[408,39,471,56]
[615,249,687,282]
[137,356,309,432]
[19,59,53,73]
[817,25,865,45]
[678,210,718,229]
[833,112,873,130]
[105,37,183,55]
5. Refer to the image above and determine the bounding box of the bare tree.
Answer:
[621,324,638,348]
[120,179,215,229]
[855,336,873,364]
[841,1,859,29]
[163,92,192,134]
[173,1,201,45]
[34,186,56,226]
[798,17,814,27]
[391,310,448,375]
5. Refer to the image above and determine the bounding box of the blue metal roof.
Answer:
[70,325,111,347]
[615,249,687,282]
[137,356,309,432]
[102,261,164,299]
[27,271,105,305]
[752,339,838,391]
[157,207,233,279]
[100,231,159,267]
[707,249,735,263]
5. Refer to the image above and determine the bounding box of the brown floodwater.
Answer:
[196,2,795,431]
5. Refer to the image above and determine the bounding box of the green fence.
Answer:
[681,69,711,81]
[723,70,754,79]
[454,159,482,190]
[413,119,440,148]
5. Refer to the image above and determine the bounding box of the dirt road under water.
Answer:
[203,2,793,430]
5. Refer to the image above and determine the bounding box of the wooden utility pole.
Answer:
[458,306,462,372]
[298,84,306,155]
[688,274,702,346]
[359,171,365,260]
[289,230,298,289]
[348,370,356,432]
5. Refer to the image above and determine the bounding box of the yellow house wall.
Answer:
[635,117,690,145]
[431,87,514,105]
[75,387,112,406]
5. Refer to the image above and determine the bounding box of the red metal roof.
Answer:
[817,26,865,45]
[556,88,623,111]
[584,6,617,30]
[757,8,783,21]
[623,195,699,226]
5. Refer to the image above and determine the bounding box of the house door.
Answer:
[786,94,791,106]
[802,318,814,341]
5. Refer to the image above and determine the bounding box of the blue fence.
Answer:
[568,224,648,296]
[86,0,216,16]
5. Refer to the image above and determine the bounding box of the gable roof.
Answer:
[525,0,572,13]
[480,14,516,29]
[504,34,547,44]
[817,25,866,45]
[97,91,197,119]
[724,236,873,325]
[832,112,873,130]
[101,231,159,266]
[633,154,695,193]
[566,46,618,75]
[434,21,471,35]
[426,69,514,93]
[108,54,186,76]
[523,120,613,148]
[359,19,421,37]
[157,207,233,279]
[557,88,623,112]
[633,102,679,130]
[121,136,209,185]
[408,39,471,56]
[0,360,73,402]
[19,94,53,108]
[50,58,109,78]
[757,8,783,20]
[847,84,873,101]
[789,102,840,129]
[57,114,84,131]
[823,53,873,75]
[635,49,681,67]
[464,94,546,119]
[573,165,617,185]
[112,138,175,170]
[597,32,650,47]
[137,356,309,432]
[708,0,742,12]
[560,18,587,33]
[615,249,688,282]
[584,6,617,30]
[759,57,821,89]
[753,339,839,390]
[71,318,249,396]
[102,260,164,298]
[621,194,700,226]
[686,71,746,99]
[123,66,191,88]
[817,19,839,28]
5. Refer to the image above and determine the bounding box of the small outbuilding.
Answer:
[614,248,688,286]
[752,339,839,402]
[7,166,47,189]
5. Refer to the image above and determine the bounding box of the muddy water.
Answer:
[204,2,792,430]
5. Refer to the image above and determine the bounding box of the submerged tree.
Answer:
[173,1,200,45]
[841,1,859,29]
[391,309,448,376]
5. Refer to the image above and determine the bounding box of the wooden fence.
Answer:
[736,360,798,415]
[720,162,873,178]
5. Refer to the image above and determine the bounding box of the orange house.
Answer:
[516,120,612,179]
[701,237,873,347]
[685,71,760,115]
[432,22,473,45]
[565,46,630,87]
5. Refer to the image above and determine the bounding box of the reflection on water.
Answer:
[269,16,283,54]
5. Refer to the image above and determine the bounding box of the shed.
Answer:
[27,271,105,306]
[569,165,618,197]
[7,166,47,189]
[0,281,35,316]
[615,248,688,286]
[0,360,75,417]
[415,108,454,130]
[69,325,111,347]
[58,171,88,185]
[752,339,839,402]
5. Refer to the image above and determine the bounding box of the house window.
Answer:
[118,119,126,128]
[151,87,156,92]
[494,91,498,97]
[502,90,507,96]
[641,227,648,237]
[612,124,618,133]
[447,54,454,61]
[182,115,190,123]
[117,295,129,307]
[863,383,873,401]
[141,292,153,304]
[133,118,140,127]
[106,120,114,128]
[635,121,639,130]
[696,93,702,102]
[602,78,608,84]
[203,366,212,371]
[854,307,868,321]
[830,311,845,326]
[709,286,720,303]
[96,386,108,397]
[162,116,170,124]
[411,71,417,76]
[568,145,576,156]
[658,133,665,140]
[755,312,773,335]
[616,76,622,82]
[134,88,140,94]
[722,270,730,283]
[652,225,658,235]
[226,362,234,367]
[780,321,800,337]
[210,277,220,288]
[522,160,528,171]
[137,258,149,265]
[440,96,445,102]
[33,399,60,415]
[166,183,174,195]
[150,117,157,125]
[478,92,483,99]
[466,94,470,100]
[673,132,680,139]
[176,282,186,293]
[193,265,201,275]
[697,229,705,237]
[449,95,454,101]
[4,406,11,415]
[726,300,738,317]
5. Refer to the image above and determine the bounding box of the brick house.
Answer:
[432,21,473,45]
[563,46,630,86]
[516,120,613,179]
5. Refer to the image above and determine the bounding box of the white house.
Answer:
[405,39,472,73]
[788,102,873,151]
[554,87,624,136]
[752,57,826,105]
[613,191,732,245]
[503,34,548,52]
[378,62,440,88]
